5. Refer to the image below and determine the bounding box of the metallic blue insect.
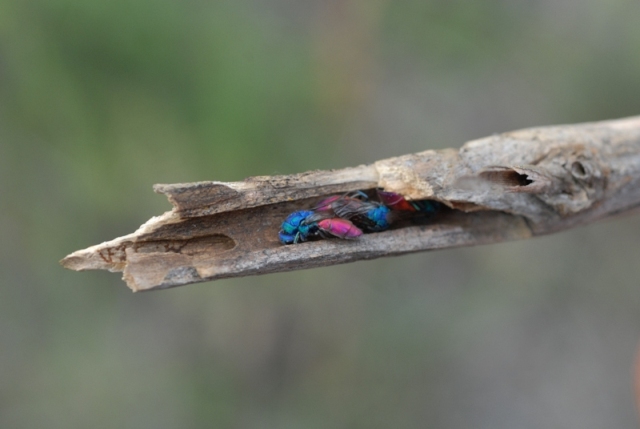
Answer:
[278,190,441,245]
[279,210,362,244]
[279,210,317,244]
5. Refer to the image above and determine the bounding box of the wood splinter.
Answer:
[61,116,640,292]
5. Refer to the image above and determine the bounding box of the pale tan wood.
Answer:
[61,116,640,291]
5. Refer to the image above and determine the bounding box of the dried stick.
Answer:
[61,116,640,291]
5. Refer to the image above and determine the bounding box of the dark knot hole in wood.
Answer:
[571,161,589,179]
[479,169,534,188]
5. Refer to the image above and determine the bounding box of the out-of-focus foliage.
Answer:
[2,0,640,427]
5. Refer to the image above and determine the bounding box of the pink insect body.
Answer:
[317,218,363,239]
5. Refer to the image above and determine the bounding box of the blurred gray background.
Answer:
[2,0,640,427]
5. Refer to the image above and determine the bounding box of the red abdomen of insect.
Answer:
[377,190,418,212]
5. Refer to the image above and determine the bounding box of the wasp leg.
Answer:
[348,190,369,200]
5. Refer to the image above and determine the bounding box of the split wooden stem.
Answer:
[61,116,640,291]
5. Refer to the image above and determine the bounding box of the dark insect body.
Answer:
[314,191,393,232]
[314,195,342,212]
[314,191,368,212]
[279,210,362,244]
[377,189,441,216]
[331,199,392,232]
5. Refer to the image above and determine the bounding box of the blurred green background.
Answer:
[2,0,640,427]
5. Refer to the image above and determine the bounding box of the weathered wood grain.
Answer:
[61,116,640,291]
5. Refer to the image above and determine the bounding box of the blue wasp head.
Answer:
[281,210,314,233]
[280,210,317,244]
